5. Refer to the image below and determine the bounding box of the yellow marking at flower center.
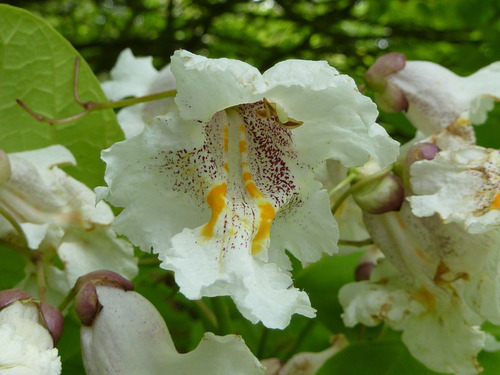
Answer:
[491,192,500,210]
[239,132,276,255]
[201,182,227,238]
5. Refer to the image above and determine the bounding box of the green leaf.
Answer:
[317,340,441,375]
[0,4,123,188]
[0,243,25,289]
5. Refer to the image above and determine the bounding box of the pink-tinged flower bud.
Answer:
[75,282,101,327]
[40,301,64,345]
[74,270,133,326]
[355,262,376,281]
[352,173,405,214]
[74,269,134,292]
[0,149,10,185]
[354,247,384,281]
[365,53,408,113]
[406,142,440,167]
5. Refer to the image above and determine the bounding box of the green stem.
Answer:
[282,319,316,359]
[58,285,78,312]
[0,204,28,248]
[338,238,374,247]
[212,296,233,335]
[257,327,269,358]
[193,299,218,333]
[329,172,357,200]
[331,166,392,215]
[35,255,46,301]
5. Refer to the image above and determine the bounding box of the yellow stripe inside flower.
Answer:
[491,191,500,210]
[200,111,276,255]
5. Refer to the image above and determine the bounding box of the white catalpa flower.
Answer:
[366,52,500,136]
[340,202,500,374]
[101,48,177,138]
[76,276,265,375]
[409,145,500,234]
[100,50,399,329]
[0,292,62,375]
[0,146,137,304]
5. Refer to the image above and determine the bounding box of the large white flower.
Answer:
[101,50,399,328]
[340,202,500,374]
[0,146,137,304]
[366,52,500,136]
[101,48,177,138]
[409,145,500,233]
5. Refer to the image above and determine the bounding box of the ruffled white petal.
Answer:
[0,302,61,375]
[101,48,159,100]
[101,49,177,138]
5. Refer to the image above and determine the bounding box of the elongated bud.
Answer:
[0,149,11,184]
[77,272,265,375]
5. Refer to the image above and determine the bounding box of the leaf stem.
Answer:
[16,56,177,125]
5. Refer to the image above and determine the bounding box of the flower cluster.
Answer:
[340,53,500,374]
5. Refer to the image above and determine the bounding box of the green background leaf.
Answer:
[0,4,123,188]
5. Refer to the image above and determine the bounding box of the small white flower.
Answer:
[0,146,137,303]
[101,50,399,329]
[101,48,177,138]
[0,300,61,375]
[409,145,500,233]
[80,284,265,375]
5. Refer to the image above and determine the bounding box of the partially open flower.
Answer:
[369,53,500,135]
[76,272,265,375]
[100,50,399,328]
[0,289,62,375]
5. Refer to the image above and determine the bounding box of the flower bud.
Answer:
[40,301,65,345]
[0,149,11,185]
[352,173,404,214]
[365,53,408,113]
[354,247,384,281]
[406,142,440,167]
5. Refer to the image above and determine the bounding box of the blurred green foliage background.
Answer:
[5,0,500,145]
